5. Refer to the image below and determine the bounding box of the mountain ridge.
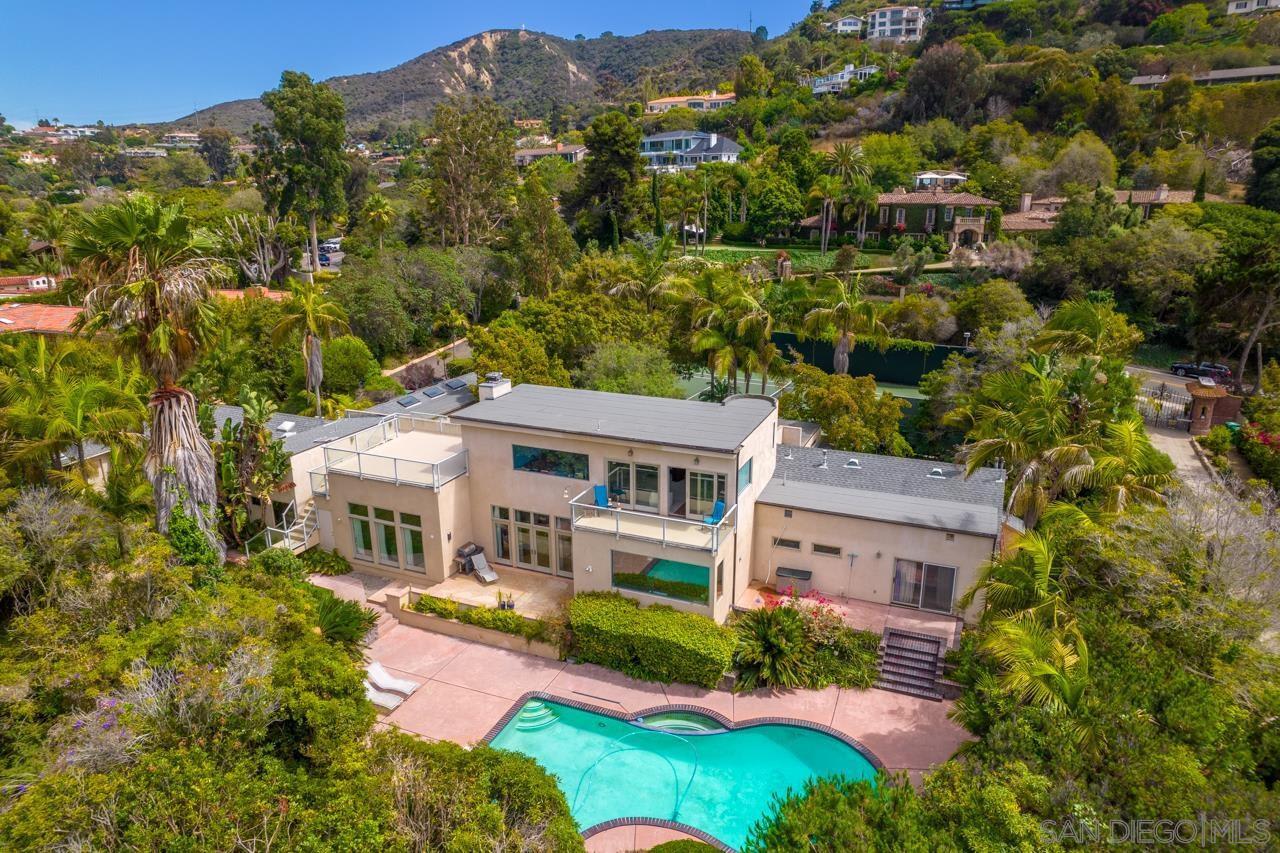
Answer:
[165,28,753,133]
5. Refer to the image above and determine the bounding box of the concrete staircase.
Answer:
[876,628,945,701]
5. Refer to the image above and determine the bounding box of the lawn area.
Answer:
[697,245,889,272]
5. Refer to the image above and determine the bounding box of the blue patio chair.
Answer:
[593,484,610,508]
[703,499,725,526]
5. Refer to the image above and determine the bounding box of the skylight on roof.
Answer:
[444,378,468,390]
[422,386,445,398]
[396,395,418,407]
[277,421,296,432]
[844,458,861,469]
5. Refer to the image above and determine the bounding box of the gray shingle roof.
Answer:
[451,384,775,453]
[758,446,1006,536]
[364,372,477,418]
[209,405,351,454]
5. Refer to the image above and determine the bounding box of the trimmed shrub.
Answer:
[410,595,549,642]
[411,594,459,620]
[1197,424,1234,457]
[565,592,735,688]
[250,547,306,581]
[300,547,351,576]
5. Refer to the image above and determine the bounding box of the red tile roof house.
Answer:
[0,274,58,297]
[0,302,82,335]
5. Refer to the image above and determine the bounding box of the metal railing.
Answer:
[568,487,737,552]
[319,413,468,491]
[245,501,319,556]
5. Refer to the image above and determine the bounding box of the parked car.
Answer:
[1171,361,1232,381]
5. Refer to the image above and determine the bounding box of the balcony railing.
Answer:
[318,413,468,491]
[953,216,985,229]
[568,488,737,552]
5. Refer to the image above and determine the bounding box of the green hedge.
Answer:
[411,595,549,642]
[565,592,735,688]
[298,547,351,576]
[611,571,708,604]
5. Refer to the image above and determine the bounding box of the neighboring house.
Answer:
[0,303,81,335]
[942,0,1006,9]
[640,131,742,171]
[914,170,967,191]
[0,274,57,297]
[54,126,99,140]
[214,287,289,302]
[18,151,56,165]
[513,118,544,130]
[866,5,927,42]
[303,375,1010,624]
[811,64,880,94]
[1130,65,1280,88]
[644,92,737,114]
[513,143,588,168]
[875,187,1000,246]
[1226,0,1280,14]
[122,147,167,158]
[826,15,865,35]
[160,131,200,147]
[1000,194,1064,234]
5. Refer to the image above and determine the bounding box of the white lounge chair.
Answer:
[365,681,404,712]
[367,661,420,696]
[471,552,499,585]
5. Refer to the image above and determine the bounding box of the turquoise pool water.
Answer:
[489,699,877,850]
[647,558,709,587]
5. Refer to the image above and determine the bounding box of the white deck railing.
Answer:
[318,413,468,491]
[568,487,737,552]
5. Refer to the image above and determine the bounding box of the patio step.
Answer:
[876,629,943,701]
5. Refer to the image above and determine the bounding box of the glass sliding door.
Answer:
[607,461,632,505]
[892,559,924,607]
[400,512,425,573]
[349,504,373,561]
[634,464,660,511]
[514,510,552,573]
[688,472,726,518]
[920,564,957,613]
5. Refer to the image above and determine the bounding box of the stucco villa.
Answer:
[268,374,1013,633]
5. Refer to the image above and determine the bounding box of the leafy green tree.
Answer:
[362,192,394,250]
[423,96,516,246]
[574,342,681,397]
[256,70,349,275]
[468,324,571,387]
[1041,131,1117,194]
[565,111,643,248]
[320,335,379,395]
[510,176,577,297]
[734,54,773,99]
[747,170,804,239]
[901,42,990,124]
[197,127,236,180]
[273,279,349,416]
[1246,117,1280,213]
[70,195,226,553]
[780,364,910,455]
[952,279,1034,335]
[859,133,923,191]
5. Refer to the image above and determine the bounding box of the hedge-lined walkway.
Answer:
[367,621,971,785]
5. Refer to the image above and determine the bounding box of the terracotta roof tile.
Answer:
[877,189,998,206]
[0,303,81,334]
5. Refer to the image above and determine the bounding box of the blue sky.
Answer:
[1,1,802,128]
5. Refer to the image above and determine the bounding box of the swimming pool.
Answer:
[647,558,710,587]
[489,698,879,850]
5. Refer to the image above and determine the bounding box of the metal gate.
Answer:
[1136,383,1192,430]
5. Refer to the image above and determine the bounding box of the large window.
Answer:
[635,464,660,511]
[607,460,631,504]
[374,507,398,567]
[611,550,710,605]
[492,505,512,562]
[400,512,425,572]
[349,503,372,561]
[737,458,752,497]
[515,510,553,573]
[689,471,726,518]
[607,461,660,511]
[513,445,589,479]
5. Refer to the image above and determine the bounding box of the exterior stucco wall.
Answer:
[751,503,995,623]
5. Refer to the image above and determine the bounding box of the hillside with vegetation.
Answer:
[167,28,755,133]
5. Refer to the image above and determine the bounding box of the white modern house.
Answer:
[811,64,881,94]
[1226,0,1280,14]
[639,131,743,171]
[259,374,1011,631]
[866,5,927,42]
[644,92,737,113]
[827,15,866,35]
[914,170,968,190]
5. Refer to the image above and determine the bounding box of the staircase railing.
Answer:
[245,501,318,557]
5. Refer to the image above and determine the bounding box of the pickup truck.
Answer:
[1170,361,1232,381]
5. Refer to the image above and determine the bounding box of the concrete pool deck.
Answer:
[365,620,972,786]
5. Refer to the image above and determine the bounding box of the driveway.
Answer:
[1148,426,1215,491]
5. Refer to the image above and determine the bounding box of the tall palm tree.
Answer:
[666,175,703,251]
[825,142,869,186]
[68,194,227,552]
[844,176,879,245]
[27,200,78,277]
[10,375,142,475]
[808,175,844,255]
[1085,417,1175,516]
[801,274,888,375]
[716,163,751,225]
[362,193,395,250]
[273,278,349,417]
[611,233,676,310]
[960,529,1069,627]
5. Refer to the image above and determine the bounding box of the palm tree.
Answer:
[62,446,152,556]
[808,175,844,255]
[27,200,78,277]
[960,529,1069,627]
[611,234,677,311]
[688,272,761,393]
[0,336,77,473]
[716,163,751,225]
[982,615,1094,745]
[13,375,142,475]
[801,274,888,375]
[825,142,869,186]
[273,278,349,417]
[68,194,227,552]
[844,176,879,245]
[666,175,703,251]
[1085,417,1175,516]
[362,193,395,251]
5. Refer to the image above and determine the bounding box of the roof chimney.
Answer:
[478,372,512,401]
[1020,192,1032,213]
[819,450,828,469]
[1155,183,1169,202]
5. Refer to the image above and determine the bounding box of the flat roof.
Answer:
[451,384,776,453]
[365,372,477,418]
[758,446,1006,536]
